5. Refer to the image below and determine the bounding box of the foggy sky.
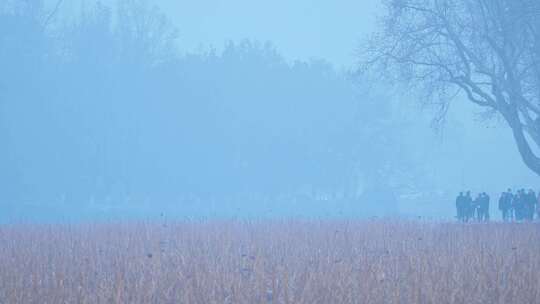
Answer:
[59,0,380,67]
[36,0,540,200]
[3,0,536,222]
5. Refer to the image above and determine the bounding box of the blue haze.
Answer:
[0,0,536,222]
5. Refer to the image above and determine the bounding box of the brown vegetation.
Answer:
[1,220,539,303]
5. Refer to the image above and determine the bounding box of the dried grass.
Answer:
[1,220,539,303]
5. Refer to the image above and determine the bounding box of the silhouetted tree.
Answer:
[363,0,540,176]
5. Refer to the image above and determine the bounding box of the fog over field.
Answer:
[0,0,538,222]
[3,1,540,303]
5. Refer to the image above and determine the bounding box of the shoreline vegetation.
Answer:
[1,220,539,303]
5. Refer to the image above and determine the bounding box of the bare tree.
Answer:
[362,0,540,175]
[116,0,179,67]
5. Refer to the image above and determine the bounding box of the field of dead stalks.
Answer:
[1,220,539,303]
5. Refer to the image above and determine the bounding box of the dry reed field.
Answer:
[1,220,540,304]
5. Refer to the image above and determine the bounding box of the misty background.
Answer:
[0,0,536,222]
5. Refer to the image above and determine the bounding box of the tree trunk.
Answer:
[509,119,540,176]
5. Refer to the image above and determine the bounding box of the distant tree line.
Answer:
[0,0,422,208]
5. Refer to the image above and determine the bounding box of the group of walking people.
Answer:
[455,192,491,222]
[455,189,540,222]
[498,189,539,221]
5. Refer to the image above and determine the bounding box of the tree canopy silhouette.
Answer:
[363,0,540,175]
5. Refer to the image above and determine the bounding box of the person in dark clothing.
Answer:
[479,192,490,222]
[507,189,515,221]
[464,191,473,222]
[537,191,540,220]
[456,192,466,222]
[499,191,511,221]
[514,189,526,221]
[526,190,536,221]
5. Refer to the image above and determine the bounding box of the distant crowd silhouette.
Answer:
[456,189,540,222]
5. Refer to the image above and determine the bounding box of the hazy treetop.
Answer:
[56,0,381,67]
